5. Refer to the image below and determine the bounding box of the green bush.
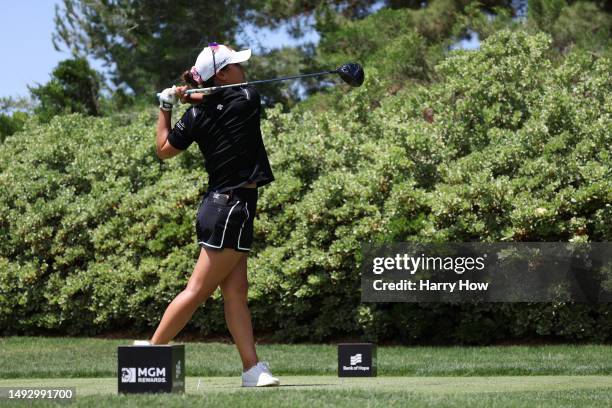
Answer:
[0,111,28,143]
[1,29,610,343]
[528,0,612,60]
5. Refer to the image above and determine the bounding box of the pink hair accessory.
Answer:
[190,66,203,84]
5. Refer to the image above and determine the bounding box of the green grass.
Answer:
[1,337,612,378]
[1,337,612,407]
[2,375,612,394]
[0,377,611,407]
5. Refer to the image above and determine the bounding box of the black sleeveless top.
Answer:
[167,85,275,193]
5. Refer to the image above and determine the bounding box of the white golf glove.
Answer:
[159,85,179,111]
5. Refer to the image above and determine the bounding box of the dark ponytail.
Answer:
[181,70,198,87]
[182,64,231,89]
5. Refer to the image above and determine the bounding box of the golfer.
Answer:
[135,43,279,387]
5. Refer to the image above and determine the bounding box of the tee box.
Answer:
[338,343,377,377]
[117,344,185,394]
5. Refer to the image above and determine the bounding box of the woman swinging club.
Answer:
[134,42,279,387]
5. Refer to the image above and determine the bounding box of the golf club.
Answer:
[157,62,365,98]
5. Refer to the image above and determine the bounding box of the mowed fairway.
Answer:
[1,337,611,407]
[1,375,611,407]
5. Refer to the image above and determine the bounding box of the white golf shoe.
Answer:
[132,340,152,345]
[241,361,280,387]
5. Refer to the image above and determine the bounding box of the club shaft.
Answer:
[185,69,338,95]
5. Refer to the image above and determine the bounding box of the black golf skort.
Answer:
[196,187,258,253]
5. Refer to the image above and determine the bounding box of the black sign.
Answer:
[117,344,185,394]
[338,343,377,377]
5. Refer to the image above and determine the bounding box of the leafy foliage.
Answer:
[0,97,35,143]
[0,112,28,143]
[528,0,612,57]
[29,58,101,123]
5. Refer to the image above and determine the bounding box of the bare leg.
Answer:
[219,254,259,371]
[150,247,244,345]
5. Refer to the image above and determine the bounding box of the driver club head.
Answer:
[336,62,365,87]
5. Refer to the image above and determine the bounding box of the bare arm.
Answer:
[156,109,183,160]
